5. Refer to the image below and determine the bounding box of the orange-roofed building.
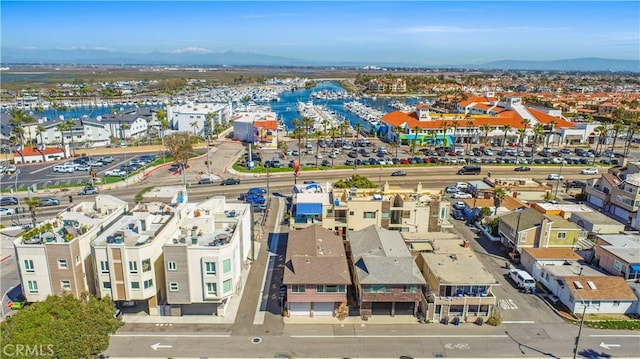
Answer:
[232,111,279,149]
[13,145,67,164]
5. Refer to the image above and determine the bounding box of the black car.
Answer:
[566,180,587,189]
[220,178,240,186]
[514,166,531,172]
[391,170,407,176]
[321,159,330,167]
[197,178,213,185]
[344,159,354,166]
[0,196,18,206]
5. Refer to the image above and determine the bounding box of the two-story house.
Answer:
[585,166,640,228]
[283,225,351,317]
[499,209,584,253]
[416,237,499,323]
[348,225,426,318]
[593,234,640,281]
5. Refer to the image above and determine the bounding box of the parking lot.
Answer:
[250,138,627,171]
[0,152,165,192]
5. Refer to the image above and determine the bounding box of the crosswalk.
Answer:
[498,298,518,310]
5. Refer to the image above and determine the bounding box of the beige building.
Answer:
[291,184,452,236]
[13,195,128,302]
[483,177,553,202]
[91,187,187,314]
[586,167,640,229]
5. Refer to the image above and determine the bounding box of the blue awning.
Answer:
[630,264,640,272]
[297,203,322,215]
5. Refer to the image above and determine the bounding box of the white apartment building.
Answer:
[167,102,232,135]
[163,197,252,316]
[13,196,128,302]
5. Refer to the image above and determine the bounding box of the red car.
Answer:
[422,158,431,164]
[400,158,409,164]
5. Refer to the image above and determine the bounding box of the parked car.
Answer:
[451,210,466,221]
[566,180,587,189]
[581,167,599,175]
[87,160,104,167]
[0,196,18,206]
[452,201,466,210]
[452,192,472,199]
[444,186,459,194]
[514,166,531,172]
[220,178,240,186]
[0,207,16,216]
[78,186,99,195]
[105,169,127,177]
[248,188,267,196]
[100,156,115,163]
[391,170,407,176]
[37,197,61,207]
[197,178,213,185]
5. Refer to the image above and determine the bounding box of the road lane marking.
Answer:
[590,334,640,337]
[290,334,509,338]
[111,333,231,338]
[502,320,535,324]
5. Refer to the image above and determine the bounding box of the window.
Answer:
[223,259,231,274]
[100,261,109,274]
[205,262,216,275]
[61,280,71,291]
[169,282,179,292]
[142,259,151,272]
[363,285,389,293]
[432,211,439,217]
[167,261,177,271]
[75,255,80,264]
[27,280,38,293]
[363,211,376,219]
[613,301,620,307]
[291,285,305,293]
[349,211,354,216]
[103,281,111,289]
[316,285,346,293]
[24,260,34,273]
[381,211,390,219]
[402,210,411,218]
[557,232,567,239]
[223,279,232,293]
[58,259,68,269]
[404,285,419,293]
[614,260,623,271]
[128,261,138,274]
[131,282,140,289]
[143,279,153,289]
[206,282,217,295]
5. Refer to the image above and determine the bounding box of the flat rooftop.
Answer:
[535,202,594,213]
[420,240,499,286]
[93,212,173,247]
[543,261,607,277]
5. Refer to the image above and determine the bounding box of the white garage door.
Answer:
[314,302,334,316]
[588,196,603,208]
[289,302,310,316]
[614,206,629,220]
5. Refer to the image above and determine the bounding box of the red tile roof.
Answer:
[254,120,277,130]
[527,108,575,128]
[14,147,64,157]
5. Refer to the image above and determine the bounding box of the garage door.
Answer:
[395,302,415,316]
[371,302,392,315]
[588,196,603,208]
[289,302,310,316]
[314,302,334,316]
[613,206,629,220]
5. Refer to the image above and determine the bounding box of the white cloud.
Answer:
[394,25,566,34]
[54,46,116,52]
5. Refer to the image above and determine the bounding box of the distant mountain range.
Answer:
[1,47,638,72]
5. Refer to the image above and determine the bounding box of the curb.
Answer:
[0,255,12,263]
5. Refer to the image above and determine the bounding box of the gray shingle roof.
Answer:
[500,208,546,231]
[349,225,425,285]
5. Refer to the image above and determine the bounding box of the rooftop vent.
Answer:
[587,281,597,290]
[573,281,583,290]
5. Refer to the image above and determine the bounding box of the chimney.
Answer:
[579,266,584,276]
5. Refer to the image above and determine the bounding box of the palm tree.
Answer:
[190,121,200,136]
[451,121,459,149]
[465,120,474,154]
[610,119,625,156]
[321,119,330,154]
[329,126,339,167]
[23,113,36,146]
[25,197,40,228]
[354,122,363,144]
[493,187,507,216]
[532,123,545,162]
[301,117,314,148]
[394,125,404,158]
[520,119,531,151]
[205,112,218,141]
[156,109,169,139]
[427,130,437,152]
[545,120,557,147]
[624,119,639,157]
[291,118,305,165]
[480,124,492,146]
[64,119,77,156]
[36,125,46,145]
[593,125,608,165]
[338,121,349,146]
[8,108,26,162]
[441,121,450,148]
[411,125,422,155]
[500,125,512,151]
[56,122,69,158]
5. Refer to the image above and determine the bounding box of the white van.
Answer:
[53,165,75,173]
[509,269,536,291]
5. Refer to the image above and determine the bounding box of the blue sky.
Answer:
[2,1,639,64]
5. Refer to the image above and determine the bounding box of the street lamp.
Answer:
[572,289,592,359]
[554,160,566,199]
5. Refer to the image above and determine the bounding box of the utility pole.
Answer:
[554,160,565,199]
[573,292,588,359]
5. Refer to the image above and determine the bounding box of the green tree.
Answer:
[164,132,196,173]
[465,120,474,154]
[493,187,507,215]
[65,119,77,157]
[25,197,40,227]
[0,293,122,359]
[394,125,404,158]
[9,108,27,163]
[412,125,421,155]
[291,118,305,166]
[610,119,624,155]
[500,125,512,151]
[480,124,492,146]
[301,116,314,148]
[531,123,545,162]
[334,174,377,189]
